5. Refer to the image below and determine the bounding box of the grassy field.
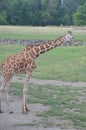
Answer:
[0,44,86,82]
[0,26,86,41]
[34,46,86,82]
[0,26,86,81]
[0,44,24,62]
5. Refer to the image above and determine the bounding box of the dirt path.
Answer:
[12,76,86,87]
[0,96,51,130]
[0,76,86,87]
[0,95,77,130]
[0,76,86,130]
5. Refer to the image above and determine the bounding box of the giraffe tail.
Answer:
[0,62,4,76]
[0,64,5,91]
[0,64,2,88]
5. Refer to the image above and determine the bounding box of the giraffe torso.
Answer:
[1,46,37,81]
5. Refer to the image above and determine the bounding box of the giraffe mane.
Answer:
[26,35,65,47]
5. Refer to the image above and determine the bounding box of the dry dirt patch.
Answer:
[0,76,86,130]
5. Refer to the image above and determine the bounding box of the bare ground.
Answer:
[12,76,86,87]
[0,76,86,130]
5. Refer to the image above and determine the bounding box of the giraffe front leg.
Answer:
[22,84,29,114]
[22,73,31,114]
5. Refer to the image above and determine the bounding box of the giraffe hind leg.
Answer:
[0,79,6,113]
[0,78,13,114]
[4,84,13,114]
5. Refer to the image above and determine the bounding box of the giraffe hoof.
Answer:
[0,110,4,113]
[9,111,14,114]
[22,104,30,114]
[22,111,28,114]
[26,108,30,112]
[22,109,30,114]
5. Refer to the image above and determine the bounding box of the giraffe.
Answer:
[0,35,66,114]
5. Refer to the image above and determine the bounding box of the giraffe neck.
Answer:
[34,36,65,57]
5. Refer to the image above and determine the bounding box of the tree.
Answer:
[61,0,86,25]
[0,0,8,25]
[1,0,86,26]
[41,11,52,25]
[41,0,66,25]
[73,3,86,25]
[0,11,8,25]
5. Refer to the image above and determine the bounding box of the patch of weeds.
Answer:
[73,120,86,129]
[61,112,86,129]
[31,85,86,129]
[37,107,63,117]
[9,82,86,129]
[9,82,23,98]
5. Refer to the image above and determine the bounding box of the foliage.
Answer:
[0,0,8,25]
[73,3,86,25]
[0,0,86,26]
[0,11,8,25]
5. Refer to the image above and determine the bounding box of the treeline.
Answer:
[0,0,86,26]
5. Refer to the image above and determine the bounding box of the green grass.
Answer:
[0,26,86,82]
[0,44,86,82]
[33,46,86,82]
[10,82,86,129]
[0,44,24,62]
[0,26,86,41]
